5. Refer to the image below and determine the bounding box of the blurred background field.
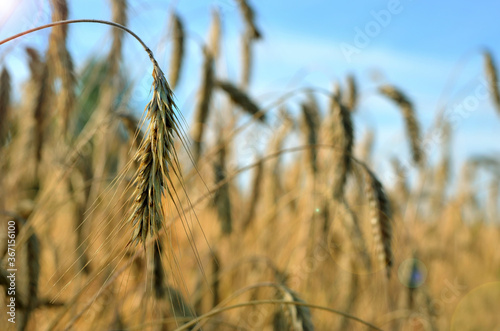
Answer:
[1,1,500,330]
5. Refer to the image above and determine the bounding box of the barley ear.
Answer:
[484,50,500,114]
[328,90,354,199]
[361,162,393,278]
[191,48,214,163]
[274,286,315,331]
[236,0,262,40]
[47,0,76,135]
[379,85,423,166]
[215,80,265,122]
[300,96,320,177]
[345,74,358,112]
[168,13,185,89]
[128,62,182,245]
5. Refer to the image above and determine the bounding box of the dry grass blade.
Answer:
[0,66,11,143]
[192,49,214,163]
[128,63,182,245]
[215,80,265,122]
[236,0,262,40]
[379,85,423,166]
[169,13,185,89]
[484,50,500,114]
[361,162,393,278]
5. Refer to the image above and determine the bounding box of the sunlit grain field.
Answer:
[1,1,500,330]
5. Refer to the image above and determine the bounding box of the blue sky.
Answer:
[1,0,499,187]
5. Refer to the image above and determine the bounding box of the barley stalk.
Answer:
[208,9,221,59]
[153,240,166,299]
[241,30,252,89]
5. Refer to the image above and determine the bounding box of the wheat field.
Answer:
[1,1,500,330]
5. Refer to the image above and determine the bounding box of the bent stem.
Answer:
[0,19,159,67]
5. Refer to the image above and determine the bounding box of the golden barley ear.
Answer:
[108,0,127,77]
[191,48,215,163]
[236,0,262,40]
[300,94,320,177]
[128,63,184,245]
[47,0,76,135]
[379,85,424,167]
[215,80,265,122]
[360,162,393,278]
[168,13,185,89]
[25,48,51,175]
[327,88,354,199]
[484,50,500,115]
